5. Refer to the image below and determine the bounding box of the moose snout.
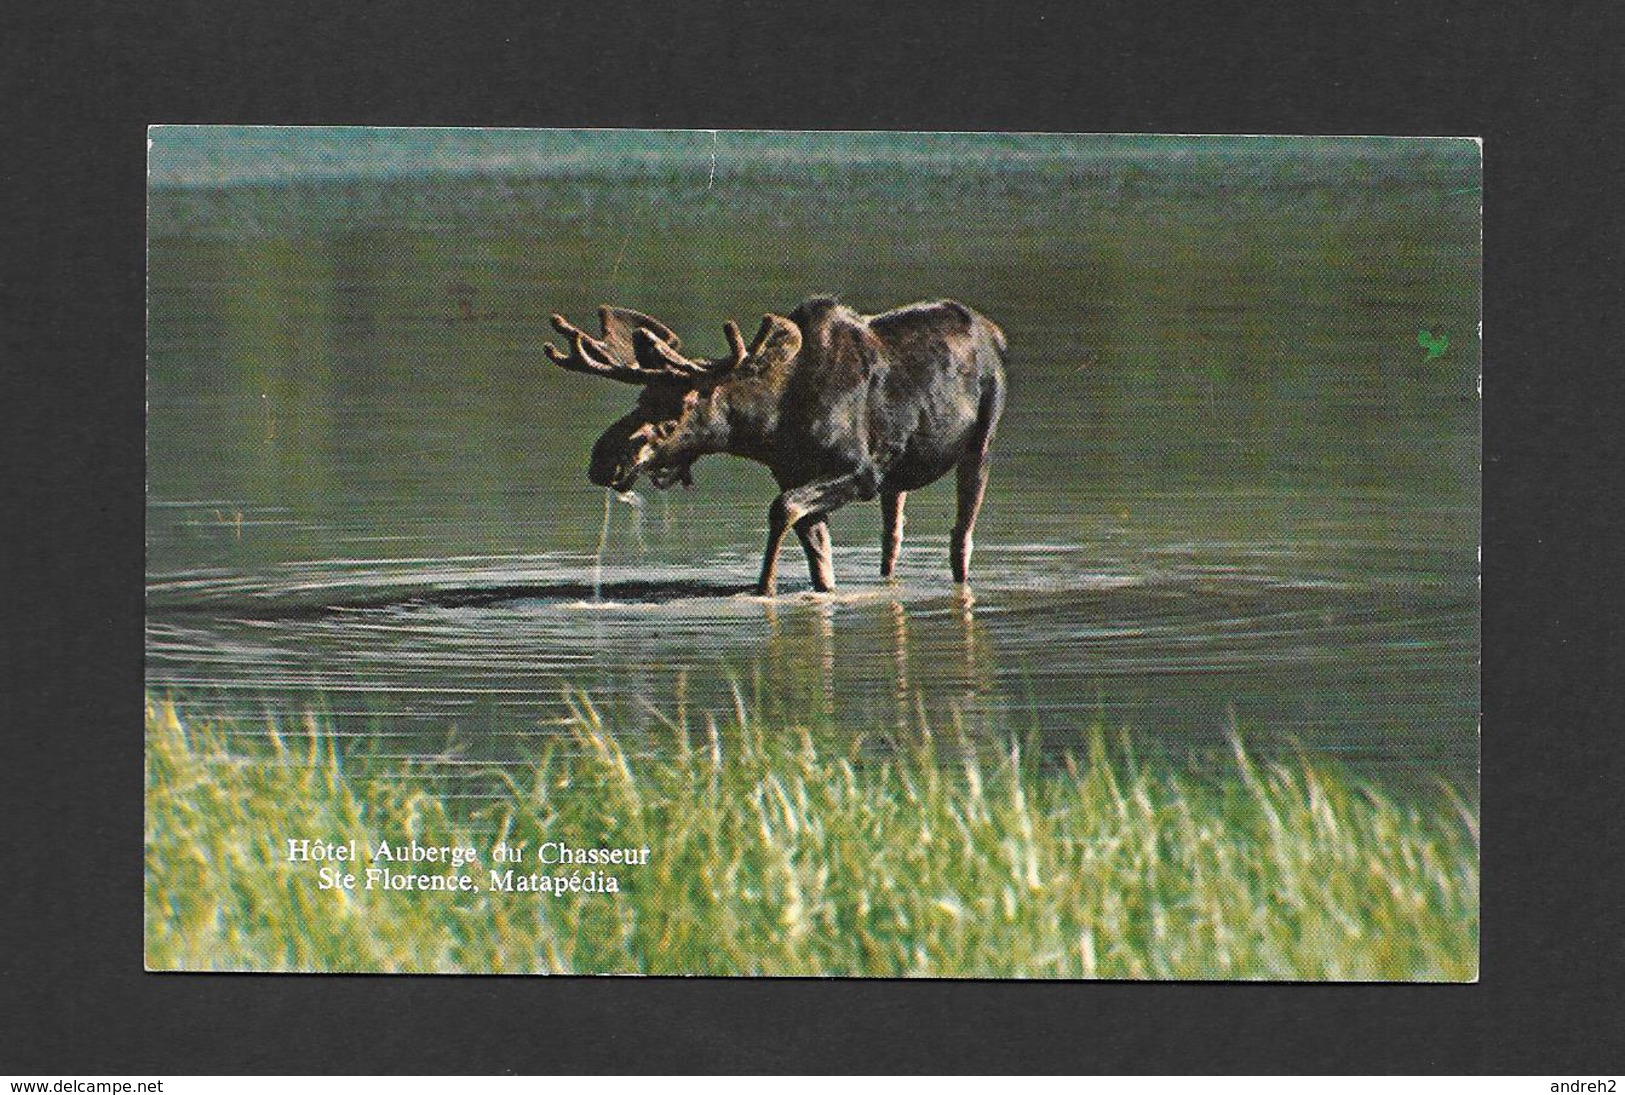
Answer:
[588,421,661,491]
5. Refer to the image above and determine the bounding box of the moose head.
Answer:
[543,306,800,493]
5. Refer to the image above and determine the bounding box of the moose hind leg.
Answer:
[951,373,1003,586]
[796,515,836,592]
[951,455,989,584]
[880,489,906,578]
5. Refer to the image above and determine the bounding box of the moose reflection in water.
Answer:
[544,297,1007,595]
[747,587,994,737]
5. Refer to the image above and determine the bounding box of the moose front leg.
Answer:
[757,468,879,595]
[796,515,835,592]
[880,489,906,578]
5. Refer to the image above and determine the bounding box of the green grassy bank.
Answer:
[145,696,1477,979]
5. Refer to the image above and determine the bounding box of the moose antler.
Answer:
[544,306,689,384]
[546,306,802,385]
[633,314,802,381]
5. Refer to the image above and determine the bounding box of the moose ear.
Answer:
[741,314,802,374]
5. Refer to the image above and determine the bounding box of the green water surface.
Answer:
[147,130,1480,797]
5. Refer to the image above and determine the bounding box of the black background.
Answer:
[4,0,1621,1075]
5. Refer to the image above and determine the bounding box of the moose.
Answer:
[544,297,1007,596]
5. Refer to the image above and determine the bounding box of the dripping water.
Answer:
[593,489,613,600]
[621,489,648,553]
[593,488,647,600]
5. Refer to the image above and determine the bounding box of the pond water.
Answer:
[147,131,1480,800]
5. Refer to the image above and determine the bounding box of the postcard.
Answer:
[146,127,1479,977]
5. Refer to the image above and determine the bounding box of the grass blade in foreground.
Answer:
[145,697,1478,979]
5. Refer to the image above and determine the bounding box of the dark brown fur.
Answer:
[550,298,1006,594]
